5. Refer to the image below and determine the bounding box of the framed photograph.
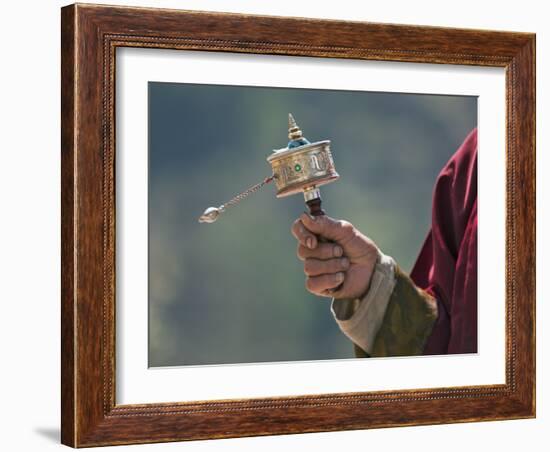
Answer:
[61,3,535,447]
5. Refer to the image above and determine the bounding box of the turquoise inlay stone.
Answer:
[294,164,302,172]
[287,137,310,149]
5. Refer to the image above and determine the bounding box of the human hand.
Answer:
[291,213,379,299]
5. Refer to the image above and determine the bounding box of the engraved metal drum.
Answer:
[267,140,339,198]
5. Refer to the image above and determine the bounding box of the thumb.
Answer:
[300,213,354,243]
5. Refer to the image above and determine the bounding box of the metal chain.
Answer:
[221,175,275,210]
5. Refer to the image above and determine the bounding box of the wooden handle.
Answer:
[305,197,325,217]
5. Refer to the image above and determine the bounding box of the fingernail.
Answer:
[336,272,345,282]
[306,237,314,249]
[333,246,343,257]
[341,258,350,269]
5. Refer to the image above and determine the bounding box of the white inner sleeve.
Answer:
[331,252,397,354]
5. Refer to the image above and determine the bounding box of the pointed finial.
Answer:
[288,113,297,129]
[288,113,303,141]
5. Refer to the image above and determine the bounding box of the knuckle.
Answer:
[315,247,325,259]
[303,259,316,275]
[337,220,358,244]
[299,225,311,242]
[321,244,334,259]
[322,259,334,273]
[339,257,350,270]
[296,244,306,260]
[337,220,354,233]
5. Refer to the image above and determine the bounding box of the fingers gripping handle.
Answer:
[305,196,343,293]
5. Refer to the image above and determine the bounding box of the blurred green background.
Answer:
[148,82,476,367]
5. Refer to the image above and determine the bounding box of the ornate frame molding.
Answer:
[61,4,535,447]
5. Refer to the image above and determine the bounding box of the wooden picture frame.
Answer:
[61,3,535,447]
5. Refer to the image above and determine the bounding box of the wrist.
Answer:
[356,247,384,300]
[331,252,397,354]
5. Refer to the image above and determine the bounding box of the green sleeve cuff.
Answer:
[366,265,438,357]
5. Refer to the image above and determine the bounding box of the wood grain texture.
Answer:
[60,5,76,446]
[60,3,536,447]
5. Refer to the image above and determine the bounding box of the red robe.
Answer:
[410,129,478,354]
